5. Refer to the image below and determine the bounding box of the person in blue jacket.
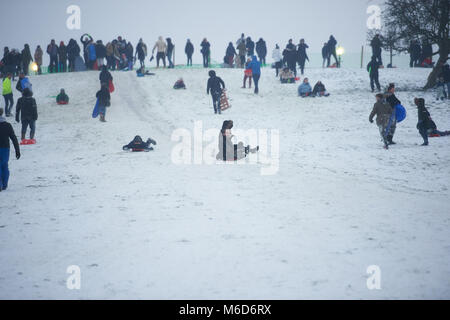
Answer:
[246,56,261,94]
[298,78,312,97]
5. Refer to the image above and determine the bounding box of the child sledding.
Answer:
[56,89,69,105]
[216,121,259,161]
[123,136,157,152]
[173,78,186,89]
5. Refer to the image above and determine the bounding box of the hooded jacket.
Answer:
[16,89,38,122]
[0,116,20,151]
[246,56,261,75]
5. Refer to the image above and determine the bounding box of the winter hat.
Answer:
[23,88,32,97]
[415,98,425,108]
[209,70,216,77]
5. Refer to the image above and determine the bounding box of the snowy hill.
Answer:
[0,66,449,299]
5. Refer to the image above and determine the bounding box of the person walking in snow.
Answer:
[225,42,237,67]
[246,37,255,57]
[47,39,59,73]
[185,39,194,66]
[95,40,107,69]
[369,93,393,149]
[206,70,225,114]
[237,39,247,68]
[284,39,297,77]
[242,58,252,88]
[256,38,267,65]
[0,107,20,192]
[96,83,111,123]
[135,38,148,69]
[166,38,175,69]
[322,43,329,68]
[34,45,43,75]
[384,83,401,145]
[367,56,381,92]
[272,44,283,77]
[297,39,309,75]
[327,35,338,67]
[99,66,113,87]
[2,73,14,117]
[201,38,211,68]
[246,56,262,94]
[15,88,38,142]
[152,36,167,68]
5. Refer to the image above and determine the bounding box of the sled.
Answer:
[109,80,115,93]
[220,89,231,111]
[395,104,406,123]
[20,139,36,145]
[57,101,69,105]
[92,98,100,118]
[123,146,153,152]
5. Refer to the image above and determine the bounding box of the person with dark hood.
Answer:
[371,34,383,65]
[409,40,421,68]
[123,136,157,152]
[327,35,338,67]
[200,38,211,68]
[95,40,107,69]
[15,88,38,142]
[216,120,258,161]
[21,44,33,75]
[206,70,225,114]
[95,83,111,123]
[246,56,262,94]
[0,107,20,192]
[152,36,167,68]
[297,39,309,75]
[185,39,194,66]
[256,38,267,65]
[237,38,247,68]
[58,41,68,72]
[284,39,297,77]
[135,38,148,69]
[47,39,59,73]
[369,93,393,149]
[367,55,381,92]
[67,39,81,72]
[80,34,93,68]
[246,37,255,57]
[384,83,401,145]
[99,65,113,87]
[34,46,43,75]
[322,42,329,68]
[173,78,186,89]
[166,38,175,69]
[312,81,329,97]
[272,44,283,77]
[225,42,236,67]
[415,98,432,146]
[56,89,69,105]
[11,50,22,77]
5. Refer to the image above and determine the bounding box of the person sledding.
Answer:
[414,98,450,146]
[298,78,312,97]
[207,70,225,115]
[216,120,259,161]
[15,88,38,145]
[369,93,393,149]
[123,136,157,152]
[56,89,69,105]
[136,67,154,77]
[279,67,296,84]
[312,81,330,97]
[173,78,186,89]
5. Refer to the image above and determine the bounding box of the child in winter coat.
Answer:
[312,81,330,97]
[96,83,111,122]
[369,93,394,149]
[56,89,69,105]
[242,58,252,88]
[298,78,312,97]
[279,67,295,83]
[173,78,186,89]
[123,136,157,152]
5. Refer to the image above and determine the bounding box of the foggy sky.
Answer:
[0,0,383,64]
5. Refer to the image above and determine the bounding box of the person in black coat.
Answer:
[185,39,194,66]
[0,107,21,191]
[21,44,33,75]
[384,83,401,145]
[225,42,236,66]
[99,66,113,87]
[246,37,255,57]
[367,56,381,92]
[67,39,81,72]
[321,43,329,68]
[284,39,297,77]
[15,88,38,141]
[297,39,309,75]
[200,38,211,68]
[415,98,432,146]
[327,35,338,67]
[206,70,225,114]
[371,34,383,65]
[409,40,421,68]
[166,38,175,68]
[420,41,433,67]
[255,38,267,65]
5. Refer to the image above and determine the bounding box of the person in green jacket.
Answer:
[2,73,13,117]
[56,89,69,105]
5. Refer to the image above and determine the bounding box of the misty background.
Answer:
[1,0,398,67]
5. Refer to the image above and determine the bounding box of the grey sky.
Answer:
[0,0,382,64]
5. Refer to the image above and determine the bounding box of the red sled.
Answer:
[220,90,231,111]
[109,80,115,93]
[57,101,68,105]
[20,139,36,145]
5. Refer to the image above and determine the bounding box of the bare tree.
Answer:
[379,0,450,89]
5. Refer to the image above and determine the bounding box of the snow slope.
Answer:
[0,66,449,299]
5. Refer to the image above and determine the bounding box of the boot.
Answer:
[387,135,396,145]
[147,138,157,146]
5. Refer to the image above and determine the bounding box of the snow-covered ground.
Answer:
[0,65,449,299]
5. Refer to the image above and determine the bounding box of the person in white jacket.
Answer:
[272,44,283,77]
[152,36,167,68]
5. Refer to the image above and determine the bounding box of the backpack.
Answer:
[21,78,32,92]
